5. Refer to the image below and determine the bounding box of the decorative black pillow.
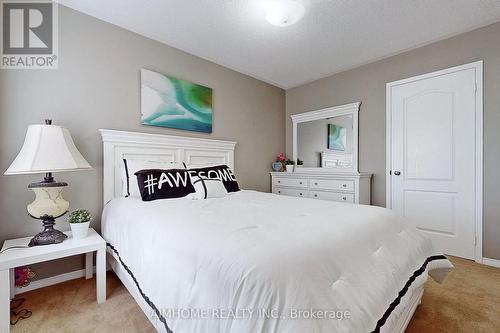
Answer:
[134,169,196,201]
[188,165,240,192]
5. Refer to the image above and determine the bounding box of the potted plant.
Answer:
[68,209,92,240]
[272,153,286,172]
[296,159,304,168]
[284,159,295,172]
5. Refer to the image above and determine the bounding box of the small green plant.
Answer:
[284,159,295,166]
[296,159,304,166]
[68,209,92,224]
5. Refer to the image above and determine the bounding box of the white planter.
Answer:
[286,165,294,172]
[70,222,90,240]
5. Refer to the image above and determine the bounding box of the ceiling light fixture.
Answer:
[266,0,305,27]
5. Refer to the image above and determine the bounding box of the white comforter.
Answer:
[102,190,452,333]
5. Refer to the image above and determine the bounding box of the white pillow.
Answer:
[189,173,228,199]
[122,159,184,198]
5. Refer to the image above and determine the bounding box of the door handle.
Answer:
[394,171,401,176]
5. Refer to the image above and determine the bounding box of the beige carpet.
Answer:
[406,256,500,333]
[11,271,155,333]
[11,256,500,332]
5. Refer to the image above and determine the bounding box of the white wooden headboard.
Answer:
[100,129,236,204]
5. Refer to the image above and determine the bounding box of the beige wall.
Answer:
[286,22,500,260]
[0,6,285,279]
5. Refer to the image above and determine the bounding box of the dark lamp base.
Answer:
[28,215,68,247]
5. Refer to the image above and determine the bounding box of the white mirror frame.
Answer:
[291,102,360,173]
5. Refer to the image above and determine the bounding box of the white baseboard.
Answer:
[15,267,96,295]
[482,257,500,269]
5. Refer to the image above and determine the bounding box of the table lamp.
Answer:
[4,120,92,246]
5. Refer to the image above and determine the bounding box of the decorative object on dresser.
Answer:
[271,161,283,172]
[4,120,92,246]
[272,152,286,172]
[284,158,295,172]
[273,153,296,172]
[275,102,372,203]
[68,209,92,240]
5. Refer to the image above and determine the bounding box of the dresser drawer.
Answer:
[274,187,308,198]
[273,177,308,188]
[309,191,354,203]
[310,179,354,192]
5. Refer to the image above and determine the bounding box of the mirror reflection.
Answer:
[297,114,353,169]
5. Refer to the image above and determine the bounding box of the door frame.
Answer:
[385,60,483,263]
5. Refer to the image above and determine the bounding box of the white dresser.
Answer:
[271,171,372,204]
[284,101,372,204]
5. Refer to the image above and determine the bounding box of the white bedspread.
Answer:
[102,190,452,333]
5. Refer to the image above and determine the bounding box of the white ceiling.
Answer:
[59,0,500,89]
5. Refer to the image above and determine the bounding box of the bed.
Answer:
[100,129,453,333]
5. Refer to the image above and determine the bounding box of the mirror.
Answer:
[297,114,353,168]
[291,102,360,173]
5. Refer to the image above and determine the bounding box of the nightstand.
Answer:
[0,228,106,332]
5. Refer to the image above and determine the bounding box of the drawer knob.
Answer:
[278,180,281,183]
[342,197,347,200]
[299,182,302,184]
[278,191,281,194]
[314,194,318,197]
[299,193,303,196]
[342,184,347,188]
[314,182,318,185]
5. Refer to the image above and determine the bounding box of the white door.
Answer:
[387,62,482,260]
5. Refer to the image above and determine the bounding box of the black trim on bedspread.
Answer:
[107,243,174,333]
[371,255,448,333]
[108,241,446,333]
[123,159,130,197]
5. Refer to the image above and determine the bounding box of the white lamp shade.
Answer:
[4,124,92,175]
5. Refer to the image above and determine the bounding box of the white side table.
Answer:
[0,228,106,332]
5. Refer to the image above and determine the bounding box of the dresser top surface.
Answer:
[270,171,372,178]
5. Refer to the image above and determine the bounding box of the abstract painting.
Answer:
[141,69,213,133]
[328,124,346,151]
